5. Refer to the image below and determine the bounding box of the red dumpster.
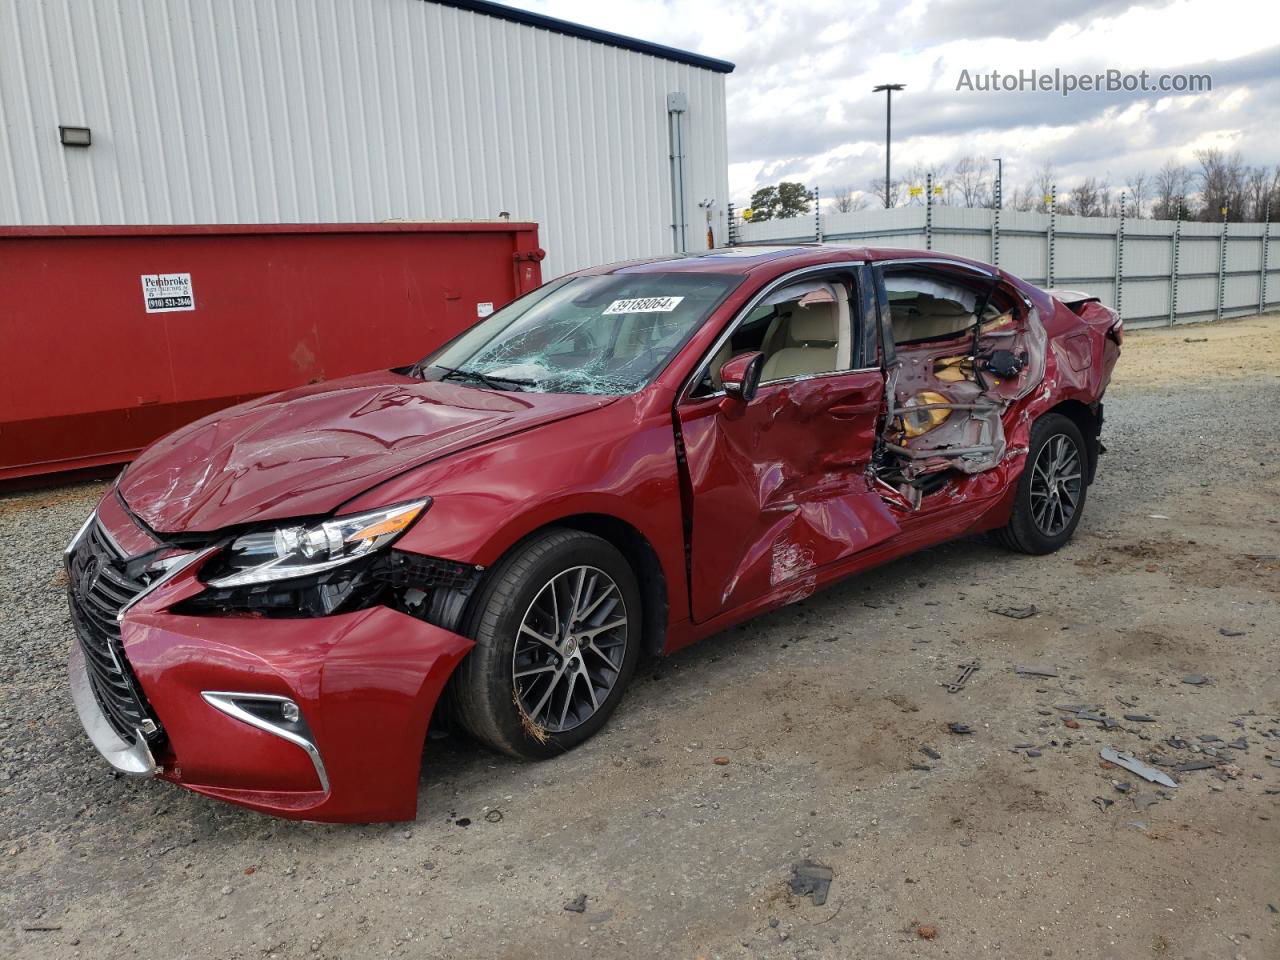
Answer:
[0,222,544,483]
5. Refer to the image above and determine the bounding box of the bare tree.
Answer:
[1244,165,1272,221]
[1061,177,1105,217]
[1152,160,1192,220]
[901,162,952,206]
[1009,183,1038,211]
[831,186,869,214]
[1124,172,1149,218]
[1033,163,1056,212]
[867,176,903,209]
[1195,148,1247,221]
[952,156,991,208]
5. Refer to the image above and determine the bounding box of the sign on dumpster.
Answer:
[141,273,195,313]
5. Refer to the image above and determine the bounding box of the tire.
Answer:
[994,413,1089,555]
[451,528,642,759]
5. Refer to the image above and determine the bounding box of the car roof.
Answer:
[576,244,995,278]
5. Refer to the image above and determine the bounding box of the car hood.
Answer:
[120,371,616,533]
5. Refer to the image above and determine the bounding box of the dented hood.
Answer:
[120,371,615,533]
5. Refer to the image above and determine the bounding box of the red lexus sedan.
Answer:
[66,245,1121,822]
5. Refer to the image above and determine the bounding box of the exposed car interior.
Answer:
[688,262,1051,510]
[699,275,855,393]
[876,265,1047,508]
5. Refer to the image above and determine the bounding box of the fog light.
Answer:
[280,701,301,723]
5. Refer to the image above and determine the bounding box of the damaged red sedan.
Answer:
[66,245,1121,822]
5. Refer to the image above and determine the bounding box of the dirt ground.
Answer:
[2,314,1278,960]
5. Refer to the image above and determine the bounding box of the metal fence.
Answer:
[727,185,1276,329]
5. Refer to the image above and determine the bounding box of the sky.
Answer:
[501,0,1280,207]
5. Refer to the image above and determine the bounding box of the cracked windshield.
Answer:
[419,272,742,394]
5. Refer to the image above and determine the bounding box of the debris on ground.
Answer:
[484,809,503,823]
[713,756,730,765]
[941,660,980,693]
[1092,796,1114,812]
[920,746,942,760]
[947,722,973,735]
[1219,628,1246,637]
[1100,748,1178,788]
[1015,665,1059,678]
[1124,714,1155,723]
[563,894,587,913]
[990,603,1037,619]
[916,923,938,940]
[1133,792,1162,811]
[1173,759,1216,772]
[790,860,834,906]
[1182,674,1210,685]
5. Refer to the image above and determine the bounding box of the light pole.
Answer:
[992,157,1003,208]
[872,83,904,209]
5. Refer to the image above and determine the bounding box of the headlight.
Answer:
[207,499,430,588]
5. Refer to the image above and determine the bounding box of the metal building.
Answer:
[0,0,733,278]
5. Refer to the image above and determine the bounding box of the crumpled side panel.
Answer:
[679,372,900,622]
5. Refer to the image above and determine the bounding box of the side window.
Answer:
[879,268,1015,345]
[691,272,858,396]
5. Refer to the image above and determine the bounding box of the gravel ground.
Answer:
[2,314,1278,960]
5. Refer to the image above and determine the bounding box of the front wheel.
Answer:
[451,528,641,759]
[994,413,1088,555]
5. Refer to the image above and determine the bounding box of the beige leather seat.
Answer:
[708,339,734,390]
[761,303,839,381]
[892,293,974,343]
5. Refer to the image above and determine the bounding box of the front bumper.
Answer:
[68,641,156,776]
[68,538,474,823]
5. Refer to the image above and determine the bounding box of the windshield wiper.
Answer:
[434,365,537,391]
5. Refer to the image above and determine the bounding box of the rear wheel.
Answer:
[451,528,641,759]
[994,413,1088,555]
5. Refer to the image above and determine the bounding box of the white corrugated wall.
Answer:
[0,0,729,278]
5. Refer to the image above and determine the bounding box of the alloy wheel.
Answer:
[511,565,628,733]
[1030,433,1083,536]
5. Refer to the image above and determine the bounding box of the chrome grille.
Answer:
[66,519,162,744]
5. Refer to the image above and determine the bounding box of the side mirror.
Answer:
[720,351,764,403]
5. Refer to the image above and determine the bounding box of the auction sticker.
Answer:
[602,296,684,315]
[141,273,195,313]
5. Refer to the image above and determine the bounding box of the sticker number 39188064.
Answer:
[602,296,684,315]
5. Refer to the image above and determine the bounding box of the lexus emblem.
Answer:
[77,556,101,603]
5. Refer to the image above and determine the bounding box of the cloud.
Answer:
[503,0,1280,201]
[913,0,1178,42]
